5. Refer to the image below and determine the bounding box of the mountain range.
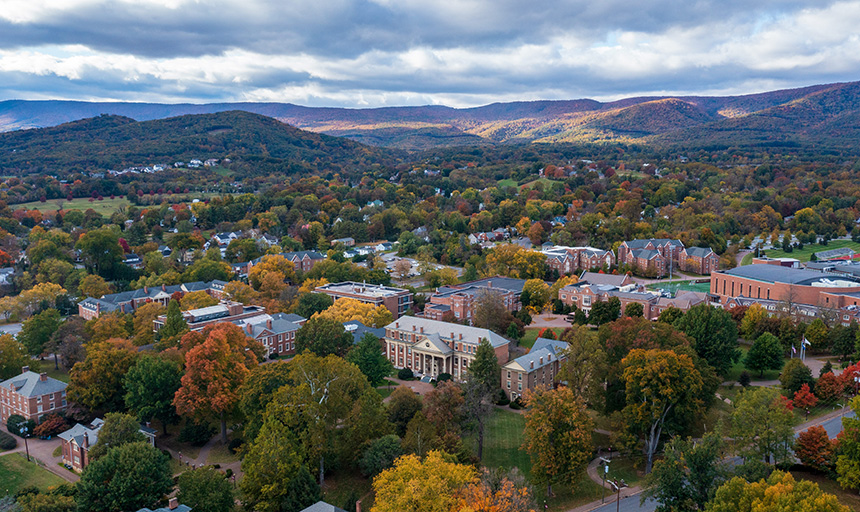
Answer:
[1,81,860,151]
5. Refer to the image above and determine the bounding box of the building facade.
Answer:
[679,246,720,275]
[78,280,228,320]
[383,317,510,380]
[237,313,306,357]
[422,277,525,322]
[501,337,568,400]
[59,418,156,472]
[316,282,413,319]
[617,239,684,277]
[0,367,67,425]
[542,246,616,275]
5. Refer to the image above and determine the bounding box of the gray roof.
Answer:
[299,502,347,512]
[630,248,661,260]
[504,337,567,372]
[624,238,683,249]
[720,264,860,286]
[443,276,527,294]
[1,371,67,397]
[136,506,192,512]
[386,316,510,348]
[684,246,715,258]
[814,247,856,260]
[58,418,104,447]
[580,272,630,287]
[279,313,307,323]
[250,251,325,266]
[344,320,385,344]
[236,314,301,338]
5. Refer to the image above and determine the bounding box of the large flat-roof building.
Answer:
[153,301,266,332]
[383,317,510,380]
[316,282,413,319]
[423,276,525,322]
[709,264,860,308]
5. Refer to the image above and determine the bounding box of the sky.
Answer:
[0,0,858,108]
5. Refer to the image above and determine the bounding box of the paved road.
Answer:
[0,322,22,335]
[586,496,657,512]
[818,410,855,438]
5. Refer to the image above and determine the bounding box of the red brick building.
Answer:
[501,337,568,400]
[422,277,524,322]
[0,367,67,425]
[617,239,684,277]
[543,246,615,275]
[679,246,720,275]
[78,280,228,320]
[710,264,860,307]
[58,418,156,472]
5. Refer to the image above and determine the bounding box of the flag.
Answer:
[802,337,811,347]
[791,345,797,354]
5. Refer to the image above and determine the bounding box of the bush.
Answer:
[228,437,242,454]
[178,421,216,446]
[7,415,35,438]
[509,398,523,410]
[268,353,279,360]
[397,368,414,380]
[738,371,751,387]
[0,430,16,451]
[33,413,67,438]
[436,373,452,385]
[225,468,233,478]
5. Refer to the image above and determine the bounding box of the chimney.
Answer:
[412,325,416,332]
[83,432,89,448]
[162,284,166,291]
[168,497,179,510]
[487,281,492,288]
[21,366,29,374]
[451,332,454,339]
[144,286,148,294]
[459,334,463,340]
[266,319,272,329]
[395,322,399,329]
[40,372,48,382]
[420,326,424,334]
[245,323,253,335]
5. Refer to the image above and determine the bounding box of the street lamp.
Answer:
[599,457,610,504]
[20,425,30,462]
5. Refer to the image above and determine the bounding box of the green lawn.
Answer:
[497,179,518,188]
[206,441,240,465]
[724,346,786,383]
[376,380,398,399]
[740,252,754,266]
[42,364,70,384]
[601,457,644,488]
[14,197,131,215]
[520,328,566,349]
[480,409,531,477]
[765,240,860,263]
[646,280,711,294]
[0,453,65,494]
[321,470,374,512]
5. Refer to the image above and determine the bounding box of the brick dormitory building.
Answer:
[0,367,68,425]
[78,280,228,320]
[422,277,525,322]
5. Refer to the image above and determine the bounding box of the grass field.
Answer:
[740,252,754,266]
[206,441,240,465]
[497,179,518,188]
[646,280,711,294]
[15,197,131,215]
[43,364,70,384]
[765,240,860,262]
[792,469,860,510]
[724,346,786,383]
[0,453,65,493]
[480,409,531,477]
[520,328,566,349]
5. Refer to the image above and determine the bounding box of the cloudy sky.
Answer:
[0,0,858,108]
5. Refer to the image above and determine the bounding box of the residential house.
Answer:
[332,237,356,247]
[501,337,568,400]
[299,502,347,512]
[236,313,305,357]
[78,280,228,320]
[542,246,616,275]
[239,251,326,275]
[59,418,156,472]
[383,317,510,380]
[0,367,67,425]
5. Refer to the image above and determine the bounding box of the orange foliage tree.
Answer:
[174,323,264,443]
[793,384,818,410]
[795,425,835,472]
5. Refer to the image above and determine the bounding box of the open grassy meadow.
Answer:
[0,453,66,494]
[14,197,131,215]
[765,239,860,262]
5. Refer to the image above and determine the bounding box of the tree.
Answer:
[794,425,835,473]
[402,411,437,457]
[724,387,794,467]
[589,297,621,326]
[622,349,704,473]
[240,418,306,512]
[558,325,606,407]
[522,279,550,312]
[248,254,297,290]
[836,396,860,491]
[182,257,233,282]
[387,385,423,436]
[156,299,188,349]
[238,361,292,442]
[315,297,393,328]
[343,389,393,463]
[223,280,259,305]
[371,451,476,512]
[707,471,849,512]
[674,304,739,376]
[814,372,844,404]
[295,315,354,357]
[86,312,130,344]
[131,302,165,346]
[793,383,818,410]
[625,301,644,318]
[266,353,372,485]
[75,226,123,279]
[360,435,402,477]
[279,466,322,512]
[744,332,784,377]
[124,355,182,434]
[642,433,727,512]
[347,332,394,386]
[177,467,234,512]
[88,412,146,460]
[658,307,685,324]
[78,274,112,298]
[740,303,766,340]
[0,334,30,380]
[295,292,334,318]
[804,318,829,350]
[67,339,138,412]
[780,359,814,395]
[469,338,501,392]
[423,380,464,439]
[173,323,262,443]
[179,290,219,310]
[18,308,61,356]
[522,386,593,497]
[76,442,172,512]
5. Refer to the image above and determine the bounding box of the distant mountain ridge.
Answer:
[0,81,857,150]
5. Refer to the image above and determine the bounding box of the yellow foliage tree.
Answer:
[314,298,393,328]
[707,470,849,512]
[224,280,260,305]
[19,282,66,315]
[248,255,297,290]
[180,290,219,311]
[132,302,166,346]
[549,275,578,301]
[372,451,476,512]
[86,312,131,344]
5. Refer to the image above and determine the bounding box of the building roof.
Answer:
[720,264,860,287]
[504,337,567,372]
[630,248,662,260]
[683,246,715,258]
[444,276,527,294]
[136,506,192,512]
[58,418,104,447]
[624,238,683,249]
[299,501,347,512]
[579,272,630,287]
[0,370,67,397]
[317,281,409,298]
[814,247,856,260]
[236,314,302,338]
[344,320,385,344]
[386,316,510,348]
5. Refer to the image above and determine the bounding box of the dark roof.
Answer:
[136,505,192,512]
[630,249,661,260]
[684,246,715,257]
[344,320,385,344]
[1,371,67,397]
[720,264,860,286]
[624,238,683,249]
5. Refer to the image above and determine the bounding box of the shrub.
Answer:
[228,437,242,454]
[225,468,233,478]
[436,373,452,385]
[178,421,216,446]
[0,430,16,451]
[33,413,67,438]
[268,353,279,360]
[7,415,35,438]
[509,398,523,410]
[738,371,751,387]
[397,368,414,380]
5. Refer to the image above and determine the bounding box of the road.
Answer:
[585,496,657,512]
[0,322,22,335]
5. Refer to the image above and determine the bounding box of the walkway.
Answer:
[161,431,242,479]
[530,314,572,329]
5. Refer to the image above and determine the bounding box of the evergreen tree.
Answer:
[280,466,322,512]
[157,299,188,348]
[468,338,500,392]
[347,333,393,386]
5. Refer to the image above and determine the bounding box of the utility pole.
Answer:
[21,425,30,462]
[600,458,610,503]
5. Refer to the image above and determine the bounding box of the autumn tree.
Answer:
[814,372,844,404]
[248,254,297,290]
[88,412,146,460]
[707,471,849,512]
[780,358,814,395]
[347,332,394,386]
[295,315,354,357]
[78,274,113,298]
[67,338,138,412]
[315,297,393,328]
[522,386,593,497]
[179,290,219,310]
[558,325,606,407]
[455,468,537,512]
[744,332,784,377]
[0,334,30,380]
[521,279,550,312]
[622,348,704,473]
[473,288,508,333]
[131,302,165,346]
[674,304,739,376]
[724,387,795,468]
[371,451,477,512]
[804,318,830,350]
[86,311,130,344]
[424,380,465,442]
[76,442,173,512]
[794,425,835,473]
[223,280,259,305]
[124,354,182,434]
[793,384,818,410]
[173,323,262,443]
[642,433,728,512]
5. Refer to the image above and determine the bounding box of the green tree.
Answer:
[295,315,353,357]
[643,433,727,512]
[88,412,146,461]
[238,361,292,443]
[347,332,393,386]
[75,226,123,280]
[124,355,182,434]
[724,387,794,468]
[402,411,437,457]
[294,292,334,318]
[522,386,593,497]
[707,471,849,512]
[279,466,322,512]
[468,337,501,392]
[836,396,860,491]
[18,308,61,356]
[744,333,784,377]
[156,299,188,349]
[625,302,644,318]
[658,307,685,324]
[387,385,423,437]
[558,325,606,407]
[0,334,30,380]
[780,358,814,395]
[589,297,621,326]
[674,304,739,376]
[76,442,172,512]
[360,435,403,477]
[240,418,305,512]
[804,318,829,350]
[177,467,234,512]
